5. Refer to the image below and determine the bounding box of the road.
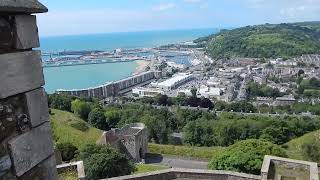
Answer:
[145,155,208,169]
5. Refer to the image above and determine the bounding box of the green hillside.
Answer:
[285,129,320,161]
[149,143,225,161]
[198,22,320,59]
[50,109,103,149]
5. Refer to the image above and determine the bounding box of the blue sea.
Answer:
[41,28,219,93]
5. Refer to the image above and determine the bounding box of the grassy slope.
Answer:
[50,109,103,149]
[149,143,225,161]
[285,129,320,161]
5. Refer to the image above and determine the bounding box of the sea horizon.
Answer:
[40,27,220,38]
[40,28,219,52]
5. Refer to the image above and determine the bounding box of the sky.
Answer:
[37,0,320,37]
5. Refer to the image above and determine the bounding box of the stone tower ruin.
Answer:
[0,1,58,179]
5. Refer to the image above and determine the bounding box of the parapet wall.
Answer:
[106,168,261,180]
[261,155,319,180]
[0,1,57,179]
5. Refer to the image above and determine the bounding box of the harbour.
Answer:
[41,28,218,93]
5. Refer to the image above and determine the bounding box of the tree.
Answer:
[105,110,121,130]
[215,101,227,111]
[56,142,78,162]
[226,101,256,113]
[191,88,198,97]
[297,69,305,76]
[183,119,215,146]
[48,93,72,112]
[141,114,169,144]
[185,97,201,107]
[88,108,107,130]
[260,122,291,145]
[208,139,287,175]
[77,144,135,180]
[71,99,91,120]
[199,98,214,109]
[156,94,170,106]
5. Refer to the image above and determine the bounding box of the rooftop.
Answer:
[157,73,193,87]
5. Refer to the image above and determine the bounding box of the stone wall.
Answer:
[261,155,319,180]
[0,1,57,179]
[106,168,261,180]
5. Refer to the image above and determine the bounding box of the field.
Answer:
[50,109,103,149]
[148,143,225,161]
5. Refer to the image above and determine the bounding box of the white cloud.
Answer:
[278,1,320,20]
[152,3,176,11]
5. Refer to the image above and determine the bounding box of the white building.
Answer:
[155,73,194,91]
[198,86,222,98]
[132,87,164,97]
[177,85,223,99]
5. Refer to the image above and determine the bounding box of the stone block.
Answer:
[13,15,40,49]
[0,16,13,49]
[0,0,48,13]
[25,88,49,127]
[8,122,54,177]
[0,51,45,99]
[0,155,12,177]
[0,94,30,142]
[18,155,58,180]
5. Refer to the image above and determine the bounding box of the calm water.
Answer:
[44,62,137,93]
[41,28,218,93]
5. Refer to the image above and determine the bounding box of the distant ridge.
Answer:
[196,21,320,59]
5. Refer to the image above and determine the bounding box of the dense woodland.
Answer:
[195,22,320,59]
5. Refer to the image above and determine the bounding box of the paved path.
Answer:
[145,155,208,169]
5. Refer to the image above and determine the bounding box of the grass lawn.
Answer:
[58,171,78,180]
[50,109,103,149]
[284,129,320,161]
[148,143,225,161]
[134,164,169,174]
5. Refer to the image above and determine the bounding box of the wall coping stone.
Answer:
[0,0,47,13]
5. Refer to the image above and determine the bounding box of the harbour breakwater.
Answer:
[57,71,161,98]
[43,59,138,68]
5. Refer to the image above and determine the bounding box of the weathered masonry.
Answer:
[0,1,58,180]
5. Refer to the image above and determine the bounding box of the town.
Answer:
[58,44,320,116]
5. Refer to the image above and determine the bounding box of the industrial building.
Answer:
[154,73,194,91]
